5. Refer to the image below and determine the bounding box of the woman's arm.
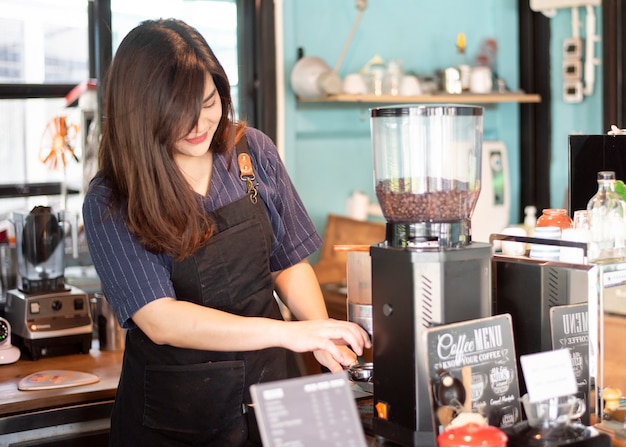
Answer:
[272,260,329,321]
[272,259,371,371]
[132,291,370,367]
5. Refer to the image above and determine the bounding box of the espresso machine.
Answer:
[368,105,492,446]
[5,206,92,360]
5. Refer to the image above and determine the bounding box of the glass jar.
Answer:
[573,209,591,230]
[367,62,386,96]
[586,171,626,262]
[382,59,403,96]
[536,208,572,230]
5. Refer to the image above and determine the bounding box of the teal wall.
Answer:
[279,1,603,237]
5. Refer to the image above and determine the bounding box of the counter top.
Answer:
[3,327,623,446]
[0,349,619,447]
[0,347,123,416]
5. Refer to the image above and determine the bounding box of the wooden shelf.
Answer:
[297,92,541,105]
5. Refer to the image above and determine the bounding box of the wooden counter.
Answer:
[0,347,123,416]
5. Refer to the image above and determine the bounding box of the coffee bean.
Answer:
[376,178,478,222]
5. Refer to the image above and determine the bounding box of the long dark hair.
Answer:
[98,19,246,259]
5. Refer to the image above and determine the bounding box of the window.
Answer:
[0,0,88,218]
[110,0,239,115]
[0,0,238,220]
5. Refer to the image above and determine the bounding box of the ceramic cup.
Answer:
[529,226,561,260]
[399,75,422,96]
[500,227,527,256]
[469,65,493,94]
[342,73,368,95]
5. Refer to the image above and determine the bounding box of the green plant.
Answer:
[616,180,626,202]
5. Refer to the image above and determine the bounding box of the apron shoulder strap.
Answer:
[235,135,258,204]
[235,135,250,156]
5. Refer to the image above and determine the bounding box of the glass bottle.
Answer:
[382,59,403,96]
[586,171,626,262]
[456,33,470,92]
[522,205,537,237]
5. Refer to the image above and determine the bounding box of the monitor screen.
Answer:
[568,135,626,217]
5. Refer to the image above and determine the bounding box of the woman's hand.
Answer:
[313,346,359,373]
[281,319,371,370]
[272,261,371,371]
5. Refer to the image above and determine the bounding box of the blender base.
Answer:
[13,333,92,361]
[5,286,93,360]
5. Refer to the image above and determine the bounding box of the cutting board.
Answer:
[18,370,100,391]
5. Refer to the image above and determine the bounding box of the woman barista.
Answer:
[83,19,370,446]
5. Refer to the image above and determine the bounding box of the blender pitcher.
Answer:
[370,104,484,248]
[10,206,71,293]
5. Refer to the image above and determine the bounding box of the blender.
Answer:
[368,105,493,446]
[4,206,92,360]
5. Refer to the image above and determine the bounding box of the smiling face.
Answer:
[174,74,223,160]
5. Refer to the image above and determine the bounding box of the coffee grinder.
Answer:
[369,105,493,446]
[5,206,92,360]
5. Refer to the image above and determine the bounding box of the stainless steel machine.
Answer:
[368,105,492,446]
[491,241,595,386]
[491,241,622,447]
[5,207,92,360]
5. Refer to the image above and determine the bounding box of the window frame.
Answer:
[602,0,626,130]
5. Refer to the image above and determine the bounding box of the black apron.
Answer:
[109,142,290,447]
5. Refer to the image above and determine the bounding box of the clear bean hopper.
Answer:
[371,104,483,247]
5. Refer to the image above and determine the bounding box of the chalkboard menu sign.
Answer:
[550,302,590,425]
[250,371,367,447]
[425,314,521,434]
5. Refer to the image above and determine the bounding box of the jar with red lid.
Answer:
[437,423,508,447]
[536,208,573,230]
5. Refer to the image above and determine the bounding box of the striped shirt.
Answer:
[82,127,322,328]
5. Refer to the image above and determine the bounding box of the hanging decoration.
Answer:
[39,115,80,171]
